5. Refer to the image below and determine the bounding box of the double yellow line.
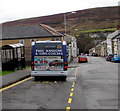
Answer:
[66,81,76,111]
[0,77,33,92]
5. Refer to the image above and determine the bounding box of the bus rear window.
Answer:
[35,43,62,50]
[44,45,56,49]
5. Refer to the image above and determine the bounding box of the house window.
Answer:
[73,43,75,47]
[30,39,36,43]
[19,40,24,45]
[54,37,61,41]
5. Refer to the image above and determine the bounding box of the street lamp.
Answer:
[64,11,76,35]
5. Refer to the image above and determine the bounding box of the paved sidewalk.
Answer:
[1,68,31,88]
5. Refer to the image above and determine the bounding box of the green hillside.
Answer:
[3,6,119,53]
[3,6,119,35]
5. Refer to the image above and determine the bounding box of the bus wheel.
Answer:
[34,76,39,81]
[61,76,66,81]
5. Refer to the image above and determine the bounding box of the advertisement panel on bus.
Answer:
[34,56,63,71]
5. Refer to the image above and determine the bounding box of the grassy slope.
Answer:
[79,28,116,33]
[0,67,30,76]
[0,71,15,76]
[3,6,119,33]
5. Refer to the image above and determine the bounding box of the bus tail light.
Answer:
[31,62,34,70]
[64,62,68,71]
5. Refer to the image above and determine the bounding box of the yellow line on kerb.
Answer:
[71,88,74,91]
[72,84,75,87]
[72,82,76,85]
[66,107,71,111]
[68,98,72,103]
[0,77,33,92]
[70,92,73,97]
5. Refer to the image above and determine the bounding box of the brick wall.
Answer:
[1,37,62,66]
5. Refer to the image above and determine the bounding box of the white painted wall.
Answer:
[107,38,112,55]
[71,37,77,57]
[112,39,118,54]
[118,38,120,55]
[107,30,119,55]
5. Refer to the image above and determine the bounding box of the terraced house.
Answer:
[0,24,64,65]
[89,30,120,57]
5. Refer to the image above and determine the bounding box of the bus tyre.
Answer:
[34,76,39,81]
[61,76,66,81]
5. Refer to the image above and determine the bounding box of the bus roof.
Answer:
[32,41,66,45]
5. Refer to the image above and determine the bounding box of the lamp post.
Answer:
[64,13,67,35]
[64,11,76,35]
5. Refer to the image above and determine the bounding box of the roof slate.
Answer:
[40,24,63,36]
[107,30,119,39]
[1,24,63,40]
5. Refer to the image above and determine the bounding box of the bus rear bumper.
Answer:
[31,71,67,77]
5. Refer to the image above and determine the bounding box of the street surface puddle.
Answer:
[67,77,76,82]
[97,99,118,106]
[68,77,76,80]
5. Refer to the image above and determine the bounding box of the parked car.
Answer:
[78,55,88,63]
[91,53,98,57]
[49,60,63,67]
[111,55,120,62]
[106,54,116,61]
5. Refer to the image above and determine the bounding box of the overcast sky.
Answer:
[0,0,119,23]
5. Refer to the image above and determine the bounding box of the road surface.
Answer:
[2,56,119,110]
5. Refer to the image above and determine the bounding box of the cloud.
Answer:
[0,0,119,23]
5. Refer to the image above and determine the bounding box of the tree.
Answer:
[76,33,94,54]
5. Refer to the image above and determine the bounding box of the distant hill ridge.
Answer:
[3,6,119,32]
